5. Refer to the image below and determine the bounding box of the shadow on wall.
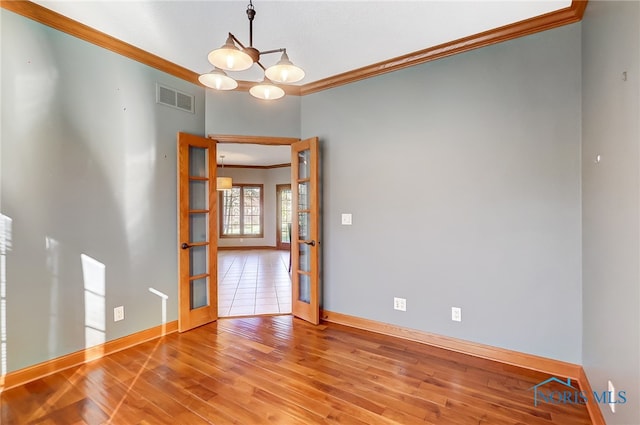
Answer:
[4,106,131,372]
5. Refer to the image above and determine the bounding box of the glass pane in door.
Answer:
[298,242,310,272]
[188,145,209,311]
[299,274,310,304]
[191,277,209,309]
[189,146,207,177]
[190,181,208,210]
[295,147,312,305]
[298,212,310,240]
[190,244,208,278]
[298,182,308,210]
[190,213,208,242]
[298,150,310,179]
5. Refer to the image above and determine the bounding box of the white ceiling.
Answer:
[30,0,572,165]
[218,143,291,166]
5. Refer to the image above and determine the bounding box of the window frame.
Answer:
[219,183,264,238]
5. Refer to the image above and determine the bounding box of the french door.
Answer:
[291,137,320,324]
[177,133,218,332]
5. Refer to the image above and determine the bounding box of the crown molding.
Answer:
[208,134,300,145]
[300,0,588,95]
[1,0,201,85]
[2,0,587,97]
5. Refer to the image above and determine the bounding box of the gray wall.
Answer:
[582,1,640,423]
[217,166,291,248]
[205,90,300,138]
[302,24,583,363]
[1,10,205,372]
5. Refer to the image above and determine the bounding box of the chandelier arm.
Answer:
[228,32,260,63]
[256,61,267,72]
[229,33,246,49]
[259,48,286,56]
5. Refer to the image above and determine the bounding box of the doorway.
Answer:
[177,133,320,329]
[215,142,292,317]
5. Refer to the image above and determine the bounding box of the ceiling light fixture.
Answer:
[198,67,238,91]
[199,0,304,100]
[217,155,232,191]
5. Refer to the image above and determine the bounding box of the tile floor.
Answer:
[218,249,292,317]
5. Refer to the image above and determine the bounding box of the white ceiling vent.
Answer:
[156,83,194,114]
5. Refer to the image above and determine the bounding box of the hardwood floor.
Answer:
[1,316,592,424]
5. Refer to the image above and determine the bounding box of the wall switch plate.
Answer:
[393,297,406,311]
[114,306,124,322]
[452,307,462,322]
[341,213,353,225]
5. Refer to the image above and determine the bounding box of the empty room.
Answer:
[1,1,638,424]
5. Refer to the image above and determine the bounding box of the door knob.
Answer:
[181,243,192,250]
[304,240,316,247]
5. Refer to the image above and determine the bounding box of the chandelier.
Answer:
[198,0,305,100]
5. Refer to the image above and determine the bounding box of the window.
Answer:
[220,184,264,238]
[276,184,292,249]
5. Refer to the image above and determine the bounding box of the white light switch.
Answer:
[341,213,352,225]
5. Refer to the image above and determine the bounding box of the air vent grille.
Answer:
[176,92,193,111]
[156,83,194,114]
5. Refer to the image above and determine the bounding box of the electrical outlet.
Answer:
[451,307,462,322]
[114,306,124,322]
[393,297,406,311]
[341,213,353,225]
[608,380,616,413]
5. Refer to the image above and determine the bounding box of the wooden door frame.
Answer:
[209,135,324,325]
[208,135,300,146]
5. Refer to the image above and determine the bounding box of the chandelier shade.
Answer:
[249,79,285,100]
[198,67,238,90]
[207,35,254,71]
[199,0,304,100]
[265,51,305,84]
[216,155,232,191]
[216,177,233,190]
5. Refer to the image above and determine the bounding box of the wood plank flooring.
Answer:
[1,316,592,424]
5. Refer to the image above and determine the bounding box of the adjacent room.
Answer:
[215,143,293,317]
[1,1,638,424]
